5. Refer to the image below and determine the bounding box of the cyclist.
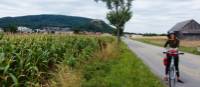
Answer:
[164,32,184,83]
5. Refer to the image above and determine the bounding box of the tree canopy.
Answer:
[95,0,133,42]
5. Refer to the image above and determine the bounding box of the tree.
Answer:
[95,0,133,43]
[3,24,18,33]
[73,29,80,34]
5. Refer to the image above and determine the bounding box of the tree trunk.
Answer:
[117,27,121,44]
[117,26,124,44]
[116,6,120,44]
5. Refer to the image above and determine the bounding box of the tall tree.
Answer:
[95,0,133,43]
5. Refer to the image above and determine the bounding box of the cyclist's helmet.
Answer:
[168,31,176,35]
[167,31,177,39]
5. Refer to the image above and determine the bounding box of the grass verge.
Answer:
[81,42,164,87]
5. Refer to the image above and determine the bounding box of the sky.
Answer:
[0,0,200,34]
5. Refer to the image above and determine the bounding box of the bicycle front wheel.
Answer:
[169,67,176,87]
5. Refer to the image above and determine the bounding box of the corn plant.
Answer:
[0,34,114,87]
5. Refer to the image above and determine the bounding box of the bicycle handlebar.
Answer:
[163,52,184,55]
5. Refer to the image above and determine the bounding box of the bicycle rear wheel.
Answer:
[169,67,176,87]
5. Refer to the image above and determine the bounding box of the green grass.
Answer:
[180,46,200,55]
[134,38,200,55]
[81,42,164,87]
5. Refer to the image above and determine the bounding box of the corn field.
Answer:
[0,34,114,87]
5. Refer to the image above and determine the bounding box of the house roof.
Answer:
[169,19,197,32]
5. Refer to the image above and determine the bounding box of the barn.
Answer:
[168,19,200,40]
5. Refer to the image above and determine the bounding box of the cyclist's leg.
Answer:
[174,56,179,77]
[166,54,172,74]
[165,54,171,80]
[175,56,184,83]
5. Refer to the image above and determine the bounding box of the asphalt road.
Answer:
[123,38,200,87]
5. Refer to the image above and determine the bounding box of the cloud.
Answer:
[0,0,200,33]
[0,0,108,19]
[125,0,200,33]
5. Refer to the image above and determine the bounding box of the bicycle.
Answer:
[163,50,184,87]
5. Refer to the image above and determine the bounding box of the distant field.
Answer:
[132,36,200,55]
[180,40,200,47]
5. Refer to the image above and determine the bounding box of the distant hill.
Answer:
[0,14,113,33]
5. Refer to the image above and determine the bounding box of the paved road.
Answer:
[123,38,200,87]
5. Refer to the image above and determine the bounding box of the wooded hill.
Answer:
[0,14,113,33]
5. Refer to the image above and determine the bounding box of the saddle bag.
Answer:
[163,57,168,66]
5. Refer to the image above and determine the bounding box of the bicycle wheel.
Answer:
[168,67,176,87]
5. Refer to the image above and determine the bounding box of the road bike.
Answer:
[163,50,184,87]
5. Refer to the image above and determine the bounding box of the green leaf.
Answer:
[3,64,10,75]
[9,73,19,86]
[0,52,5,63]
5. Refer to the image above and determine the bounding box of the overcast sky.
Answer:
[0,0,200,33]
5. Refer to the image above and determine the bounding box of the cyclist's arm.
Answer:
[164,40,169,48]
[177,39,180,48]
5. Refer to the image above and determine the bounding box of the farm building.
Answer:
[168,19,200,40]
[18,26,33,33]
